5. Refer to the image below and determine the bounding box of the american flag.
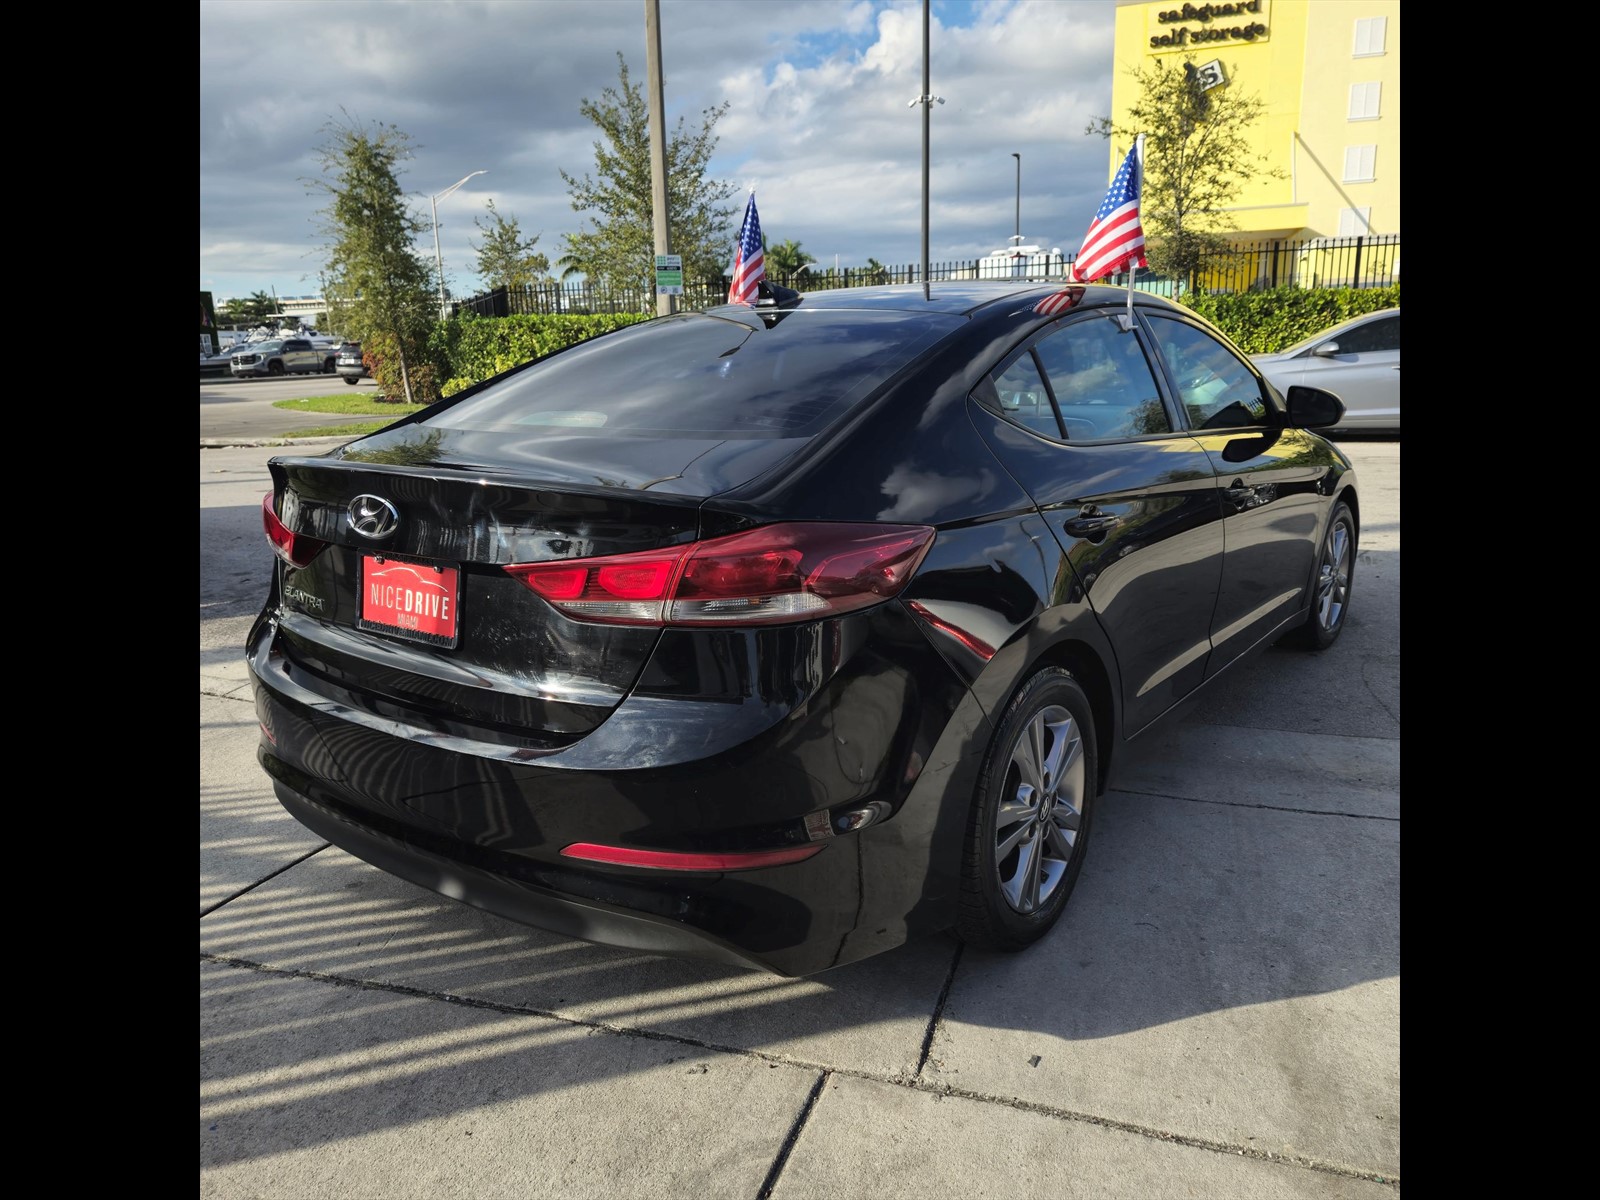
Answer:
[1033,286,1084,317]
[1069,143,1146,283]
[728,192,765,305]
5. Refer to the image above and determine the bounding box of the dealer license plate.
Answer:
[358,555,461,648]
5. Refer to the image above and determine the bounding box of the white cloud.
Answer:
[200,0,1120,300]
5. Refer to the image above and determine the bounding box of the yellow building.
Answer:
[1109,0,1399,288]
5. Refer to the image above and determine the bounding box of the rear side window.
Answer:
[991,353,1060,437]
[426,310,961,439]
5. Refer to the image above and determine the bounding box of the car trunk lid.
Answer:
[264,432,803,743]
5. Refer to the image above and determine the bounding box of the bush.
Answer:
[1179,286,1400,355]
[428,313,652,397]
[364,331,443,404]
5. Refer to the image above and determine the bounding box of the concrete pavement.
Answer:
[200,439,1399,1197]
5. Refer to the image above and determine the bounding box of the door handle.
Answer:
[1222,481,1254,507]
[1063,507,1121,540]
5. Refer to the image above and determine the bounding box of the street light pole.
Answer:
[1011,153,1021,247]
[431,170,488,319]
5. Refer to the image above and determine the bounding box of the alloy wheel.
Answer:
[1316,520,1351,632]
[995,705,1085,914]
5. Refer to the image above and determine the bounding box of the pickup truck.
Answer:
[230,338,339,379]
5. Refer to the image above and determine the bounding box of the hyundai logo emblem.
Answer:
[348,494,400,540]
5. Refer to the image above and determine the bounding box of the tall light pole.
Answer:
[1011,153,1022,248]
[908,0,942,301]
[645,0,674,317]
[431,170,487,318]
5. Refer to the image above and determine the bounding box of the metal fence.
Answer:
[1193,234,1401,293]
[451,235,1399,318]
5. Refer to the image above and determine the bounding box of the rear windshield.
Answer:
[424,309,961,438]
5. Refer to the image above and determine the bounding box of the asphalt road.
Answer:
[200,438,1400,1197]
[200,373,384,442]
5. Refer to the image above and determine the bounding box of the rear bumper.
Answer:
[248,602,991,976]
[271,780,778,972]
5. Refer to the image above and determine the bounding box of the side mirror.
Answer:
[1311,340,1342,358]
[1285,385,1345,429]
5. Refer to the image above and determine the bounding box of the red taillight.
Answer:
[505,523,935,627]
[261,491,328,569]
[559,842,824,871]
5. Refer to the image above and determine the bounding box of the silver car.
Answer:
[1252,308,1399,433]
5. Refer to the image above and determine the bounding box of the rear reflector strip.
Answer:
[559,842,824,872]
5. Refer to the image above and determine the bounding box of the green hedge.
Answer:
[429,313,651,397]
[424,288,1397,396]
[1179,286,1400,355]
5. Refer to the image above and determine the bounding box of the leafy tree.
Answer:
[559,53,738,295]
[472,199,551,292]
[311,117,436,403]
[862,258,889,285]
[766,239,815,279]
[1087,59,1279,290]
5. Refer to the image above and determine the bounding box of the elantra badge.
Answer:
[348,494,400,540]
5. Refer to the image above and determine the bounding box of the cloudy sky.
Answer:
[199,0,1122,304]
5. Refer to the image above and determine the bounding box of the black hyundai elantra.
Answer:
[249,282,1358,976]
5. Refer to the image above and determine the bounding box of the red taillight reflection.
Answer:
[261,491,328,569]
[521,565,588,601]
[559,842,823,871]
[595,560,676,600]
[505,523,934,627]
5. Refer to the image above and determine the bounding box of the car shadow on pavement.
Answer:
[202,521,1399,1177]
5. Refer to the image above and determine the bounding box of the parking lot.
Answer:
[200,437,1398,1198]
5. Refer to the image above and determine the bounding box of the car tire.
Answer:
[342,377,360,386]
[268,361,285,376]
[956,667,1096,952]
[1284,499,1356,650]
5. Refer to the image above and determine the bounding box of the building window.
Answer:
[1354,17,1387,57]
[1349,82,1381,121]
[1339,208,1374,237]
[1343,145,1377,182]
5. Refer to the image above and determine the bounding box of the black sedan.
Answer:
[249,282,1357,976]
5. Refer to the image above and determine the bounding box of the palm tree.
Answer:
[864,258,889,285]
[766,239,816,281]
[553,254,585,283]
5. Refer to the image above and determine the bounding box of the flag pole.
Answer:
[1126,133,1144,329]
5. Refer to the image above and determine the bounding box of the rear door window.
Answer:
[1031,316,1172,440]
